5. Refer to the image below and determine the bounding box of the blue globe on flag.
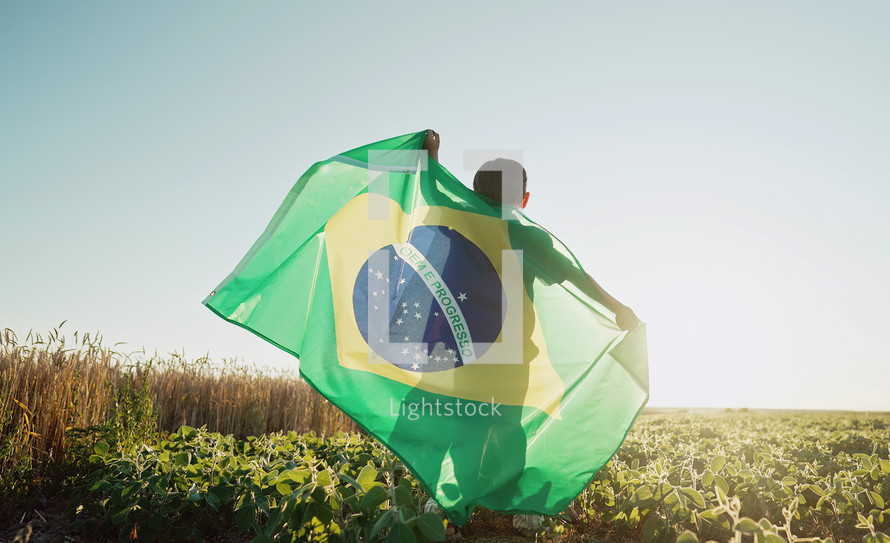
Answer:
[352,225,505,372]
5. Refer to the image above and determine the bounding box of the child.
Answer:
[421,129,640,535]
[424,129,639,331]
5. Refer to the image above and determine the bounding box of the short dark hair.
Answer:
[472,158,527,206]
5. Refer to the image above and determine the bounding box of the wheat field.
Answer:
[0,326,358,469]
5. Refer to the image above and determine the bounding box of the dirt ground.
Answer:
[2,502,626,543]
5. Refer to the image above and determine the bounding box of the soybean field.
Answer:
[63,412,890,543]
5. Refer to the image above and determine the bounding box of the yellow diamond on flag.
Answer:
[325,192,566,418]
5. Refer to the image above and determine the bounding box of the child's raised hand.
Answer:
[423,129,440,162]
[615,305,640,331]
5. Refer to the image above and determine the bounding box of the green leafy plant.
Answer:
[574,413,890,543]
[69,427,446,542]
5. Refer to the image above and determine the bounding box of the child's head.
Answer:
[473,158,530,208]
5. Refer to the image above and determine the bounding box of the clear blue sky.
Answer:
[2,2,888,411]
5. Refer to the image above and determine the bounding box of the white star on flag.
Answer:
[414,312,422,320]
[396,318,403,325]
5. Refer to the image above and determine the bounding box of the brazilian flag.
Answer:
[204,131,648,524]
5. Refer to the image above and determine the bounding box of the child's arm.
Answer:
[590,274,640,331]
[422,129,440,163]
[574,272,640,331]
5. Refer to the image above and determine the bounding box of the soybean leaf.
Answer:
[394,484,413,507]
[735,517,760,534]
[276,482,293,496]
[370,509,396,540]
[679,487,706,509]
[338,472,364,493]
[110,507,130,525]
[280,468,311,485]
[360,486,389,511]
[357,464,379,490]
[236,504,256,532]
[702,470,714,487]
[715,475,729,495]
[205,490,221,511]
[415,512,446,541]
[641,515,665,543]
[121,482,141,501]
[387,521,417,543]
[808,484,826,497]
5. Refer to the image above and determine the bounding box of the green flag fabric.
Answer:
[204,131,649,524]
